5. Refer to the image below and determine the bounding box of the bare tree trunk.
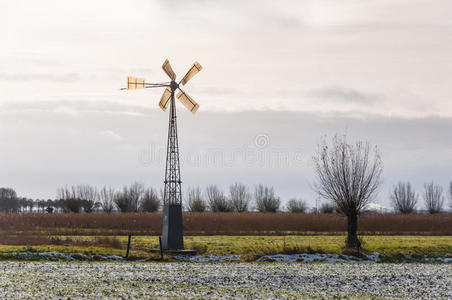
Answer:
[346,213,360,250]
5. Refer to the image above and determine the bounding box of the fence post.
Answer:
[126,233,132,258]
[159,236,164,260]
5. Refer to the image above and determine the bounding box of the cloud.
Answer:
[99,130,122,141]
[306,86,380,105]
[0,72,80,82]
[0,100,153,116]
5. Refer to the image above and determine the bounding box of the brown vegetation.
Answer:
[0,213,451,238]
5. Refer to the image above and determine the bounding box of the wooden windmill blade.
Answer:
[159,88,172,112]
[126,76,146,89]
[176,89,199,113]
[162,59,176,81]
[180,62,202,86]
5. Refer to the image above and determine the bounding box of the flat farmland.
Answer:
[1,213,452,261]
[1,235,451,261]
[0,262,450,299]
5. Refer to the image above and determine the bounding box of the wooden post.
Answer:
[283,235,286,251]
[159,236,164,260]
[126,233,132,258]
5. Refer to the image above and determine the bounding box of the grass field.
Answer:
[1,235,451,261]
[1,213,452,261]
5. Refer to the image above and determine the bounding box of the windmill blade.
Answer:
[159,88,172,112]
[180,62,202,86]
[127,76,146,89]
[176,89,199,113]
[162,59,176,81]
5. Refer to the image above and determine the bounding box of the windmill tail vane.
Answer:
[122,59,203,251]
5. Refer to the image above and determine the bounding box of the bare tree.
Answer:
[98,186,115,213]
[57,186,83,213]
[255,184,280,213]
[206,185,232,212]
[140,188,160,212]
[229,183,251,212]
[115,182,144,213]
[186,186,207,212]
[77,185,99,213]
[423,181,444,214]
[390,182,418,214]
[114,190,130,213]
[127,182,144,212]
[313,135,383,250]
[449,182,452,212]
[287,198,307,213]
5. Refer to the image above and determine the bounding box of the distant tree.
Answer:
[186,187,206,212]
[254,184,280,213]
[45,199,54,213]
[127,182,144,212]
[206,185,232,212]
[54,199,65,213]
[229,183,251,212]
[390,182,418,214]
[320,202,336,214]
[98,186,115,213]
[76,185,99,213]
[423,181,444,214]
[114,182,144,213]
[313,135,383,250]
[449,182,452,212]
[57,186,83,213]
[18,198,28,212]
[37,199,47,213]
[0,188,19,213]
[26,199,35,213]
[114,191,131,213]
[287,198,307,213]
[140,188,160,212]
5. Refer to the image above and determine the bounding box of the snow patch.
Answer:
[256,252,381,263]
[175,255,241,262]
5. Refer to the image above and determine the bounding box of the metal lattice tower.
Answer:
[163,89,182,206]
[123,59,202,250]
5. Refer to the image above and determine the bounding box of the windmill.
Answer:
[124,59,202,250]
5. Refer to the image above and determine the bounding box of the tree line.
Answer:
[1,181,451,214]
[0,183,283,214]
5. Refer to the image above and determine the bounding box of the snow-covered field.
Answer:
[0,262,450,299]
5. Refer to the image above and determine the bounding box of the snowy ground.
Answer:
[0,262,450,299]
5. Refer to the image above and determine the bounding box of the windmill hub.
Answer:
[170,80,179,91]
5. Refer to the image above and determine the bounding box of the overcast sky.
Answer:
[1,0,452,209]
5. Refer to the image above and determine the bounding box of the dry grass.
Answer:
[0,235,123,248]
[0,213,451,237]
